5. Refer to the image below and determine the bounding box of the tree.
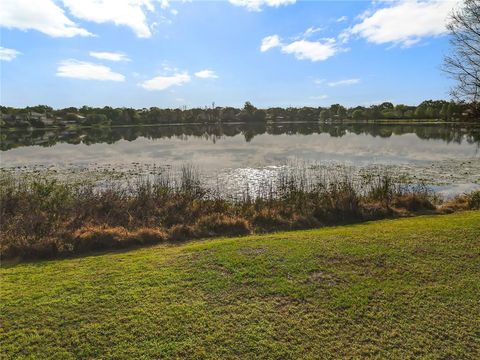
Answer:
[237,102,257,122]
[26,105,52,113]
[352,109,363,120]
[368,105,382,119]
[415,104,427,118]
[379,102,394,111]
[319,109,330,121]
[85,114,110,126]
[243,101,256,114]
[440,103,448,120]
[447,102,455,120]
[253,109,266,122]
[425,106,438,119]
[443,0,480,116]
[336,105,347,118]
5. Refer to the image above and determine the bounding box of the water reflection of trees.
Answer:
[1,122,479,151]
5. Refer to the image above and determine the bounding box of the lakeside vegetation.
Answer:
[2,166,479,261]
[1,100,478,129]
[1,212,479,358]
[0,2,478,358]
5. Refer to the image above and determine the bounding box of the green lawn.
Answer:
[1,212,479,359]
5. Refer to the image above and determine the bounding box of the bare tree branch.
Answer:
[443,0,480,117]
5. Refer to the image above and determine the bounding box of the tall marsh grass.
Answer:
[0,165,477,260]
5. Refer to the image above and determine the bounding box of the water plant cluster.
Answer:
[1,165,479,260]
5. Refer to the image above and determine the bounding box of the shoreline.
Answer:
[1,166,479,261]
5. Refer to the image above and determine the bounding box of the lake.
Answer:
[1,121,479,197]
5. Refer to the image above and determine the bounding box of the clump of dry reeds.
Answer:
[1,165,475,261]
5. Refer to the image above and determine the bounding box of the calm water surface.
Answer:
[2,122,479,196]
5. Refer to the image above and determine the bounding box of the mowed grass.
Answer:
[1,212,479,359]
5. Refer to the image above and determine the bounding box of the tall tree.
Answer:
[443,0,480,116]
[440,103,449,120]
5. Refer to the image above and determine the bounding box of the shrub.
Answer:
[0,235,64,260]
[73,226,131,252]
[1,166,477,261]
[251,208,290,232]
[131,228,168,244]
[360,202,394,220]
[168,224,197,242]
[312,183,360,223]
[467,190,480,209]
[392,193,435,211]
[195,214,251,237]
[72,226,167,253]
[440,190,480,213]
[290,214,320,230]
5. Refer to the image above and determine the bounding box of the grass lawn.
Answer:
[1,211,479,359]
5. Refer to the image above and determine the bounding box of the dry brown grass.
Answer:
[438,191,480,213]
[168,224,198,242]
[392,193,436,212]
[195,214,251,237]
[251,208,290,232]
[73,226,167,252]
[1,170,476,261]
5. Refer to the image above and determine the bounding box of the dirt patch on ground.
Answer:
[204,262,233,276]
[307,270,345,286]
[239,246,267,256]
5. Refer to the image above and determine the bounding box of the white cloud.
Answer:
[159,0,170,9]
[0,0,91,37]
[328,78,360,87]
[62,0,167,38]
[301,27,323,38]
[56,59,125,81]
[314,79,325,85]
[344,0,459,47]
[336,16,348,23]
[0,47,21,61]
[229,0,296,12]
[260,35,281,52]
[261,35,340,61]
[140,72,191,90]
[89,51,130,62]
[195,70,218,79]
[171,9,179,15]
[282,38,339,62]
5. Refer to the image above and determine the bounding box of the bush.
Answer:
[467,190,480,209]
[251,208,290,232]
[73,226,131,252]
[168,224,197,242]
[360,202,393,220]
[72,226,167,253]
[392,194,435,211]
[440,190,480,213]
[290,214,320,230]
[195,214,251,237]
[0,235,64,260]
[1,167,478,261]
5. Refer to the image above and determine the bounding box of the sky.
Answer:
[0,0,461,109]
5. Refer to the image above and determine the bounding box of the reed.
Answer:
[1,165,477,260]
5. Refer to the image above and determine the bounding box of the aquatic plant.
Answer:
[0,165,477,260]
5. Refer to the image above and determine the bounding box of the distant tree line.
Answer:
[0,100,477,129]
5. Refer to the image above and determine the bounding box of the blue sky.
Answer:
[0,0,460,109]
